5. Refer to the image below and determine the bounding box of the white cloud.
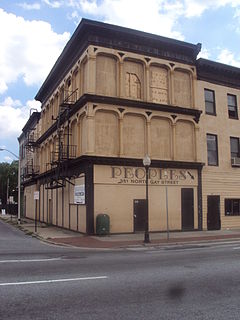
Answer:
[183,0,240,17]
[67,10,81,25]
[233,7,240,32]
[0,8,70,94]
[26,99,42,113]
[0,97,41,138]
[19,2,41,10]
[197,48,210,59]
[78,0,98,13]
[42,0,62,8]
[4,156,13,163]
[0,80,8,95]
[74,0,184,40]
[3,97,22,108]
[65,0,240,39]
[217,48,240,67]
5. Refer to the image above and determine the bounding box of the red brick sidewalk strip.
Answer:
[49,233,240,249]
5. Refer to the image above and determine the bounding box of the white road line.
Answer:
[0,258,62,263]
[146,242,240,254]
[0,276,108,286]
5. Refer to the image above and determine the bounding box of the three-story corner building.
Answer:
[21,19,240,235]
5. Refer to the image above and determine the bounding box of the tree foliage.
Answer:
[0,161,18,205]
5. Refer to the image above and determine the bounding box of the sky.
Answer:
[0,0,240,162]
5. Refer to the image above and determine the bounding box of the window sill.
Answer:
[206,112,216,116]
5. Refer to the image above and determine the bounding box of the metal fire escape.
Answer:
[46,89,77,189]
[23,111,40,180]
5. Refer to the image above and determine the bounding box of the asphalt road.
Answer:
[1,220,240,320]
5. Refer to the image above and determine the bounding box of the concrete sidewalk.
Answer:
[2,214,240,249]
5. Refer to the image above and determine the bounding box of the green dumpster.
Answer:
[96,214,110,236]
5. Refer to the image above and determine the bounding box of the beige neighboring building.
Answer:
[21,19,240,234]
[197,59,240,230]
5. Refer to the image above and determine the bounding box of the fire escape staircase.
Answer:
[24,152,40,179]
[46,89,77,190]
[23,130,40,180]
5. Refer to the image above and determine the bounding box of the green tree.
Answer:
[0,161,18,206]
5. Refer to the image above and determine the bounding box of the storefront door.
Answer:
[207,195,220,230]
[181,188,194,230]
[133,199,147,232]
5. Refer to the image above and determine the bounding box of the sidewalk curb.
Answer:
[2,215,240,251]
[42,234,240,250]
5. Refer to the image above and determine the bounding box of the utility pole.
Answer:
[6,177,9,214]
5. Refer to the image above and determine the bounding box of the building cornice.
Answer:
[197,58,240,89]
[35,18,201,103]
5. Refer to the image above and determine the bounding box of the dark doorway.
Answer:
[207,195,220,230]
[181,188,194,231]
[133,199,147,232]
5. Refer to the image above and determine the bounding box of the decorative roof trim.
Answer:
[197,58,240,89]
[35,18,201,103]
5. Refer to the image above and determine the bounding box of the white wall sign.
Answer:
[74,185,85,204]
[34,191,39,200]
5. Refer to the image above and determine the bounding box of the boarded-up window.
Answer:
[174,70,192,107]
[81,116,87,154]
[82,60,88,94]
[72,69,79,101]
[59,86,64,104]
[41,110,46,132]
[123,114,145,157]
[150,66,168,104]
[96,55,117,96]
[175,121,194,160]
[42,147,46,172]
[47,144,51,167]
[151,118,171,159]
[53,94,59,118]
[46,105,50,129]
[95,111,119,155]
[71,120,78,146]
[124,60,143,99]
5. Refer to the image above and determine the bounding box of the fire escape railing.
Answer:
[23,162,40,178]
[45,89,78,189]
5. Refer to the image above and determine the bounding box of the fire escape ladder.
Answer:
[25,128,39,151]
[23,127,40,180]
[46,89,77,190]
